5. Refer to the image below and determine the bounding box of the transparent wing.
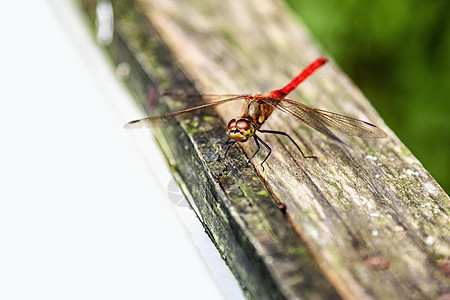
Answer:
[161,91,248,102]
[261,97,387,143]
[125,94,247,129]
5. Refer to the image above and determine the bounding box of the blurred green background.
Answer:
[286,0,450,193]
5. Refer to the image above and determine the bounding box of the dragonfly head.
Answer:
[227,118,255,142]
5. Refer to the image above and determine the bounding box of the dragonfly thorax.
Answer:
[227,117,256,142]
[241,95,275,128]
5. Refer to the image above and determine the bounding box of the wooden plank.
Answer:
[78,0,450,299]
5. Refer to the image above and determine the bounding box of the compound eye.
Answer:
[227,119,236,130]
[236,119,251,131]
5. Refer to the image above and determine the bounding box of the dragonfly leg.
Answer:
[254,135,272,171]
[224,141,237,158]
[217,137,232,145]
[247,136,261,163]
[216,138,237,161]
[259,129,317,159]
[217,140,237,161]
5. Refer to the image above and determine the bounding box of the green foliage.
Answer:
[286,0,450,192]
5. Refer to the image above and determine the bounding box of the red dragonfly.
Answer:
[126,58,387,169]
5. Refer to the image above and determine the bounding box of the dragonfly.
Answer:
[126,57,387,169]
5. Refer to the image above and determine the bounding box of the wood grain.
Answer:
[80,0,449,298]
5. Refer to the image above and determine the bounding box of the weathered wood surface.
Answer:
[79,0,449,299]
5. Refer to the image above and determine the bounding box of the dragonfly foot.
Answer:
[260,163,266,172]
